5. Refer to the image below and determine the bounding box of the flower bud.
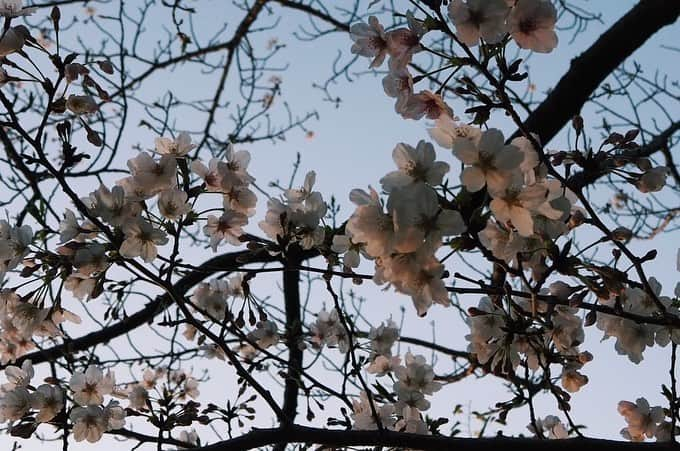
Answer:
[66,94,98,115]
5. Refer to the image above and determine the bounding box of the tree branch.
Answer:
[3,248,284,369]
[568,121,680,189]
[512,0,680,145]
[189,425,679,451]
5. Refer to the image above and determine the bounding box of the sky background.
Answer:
[1,0,679,449]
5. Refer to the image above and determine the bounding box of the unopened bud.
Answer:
[467,307,486,317]
[611,227,632,242]
[578,351,594,364]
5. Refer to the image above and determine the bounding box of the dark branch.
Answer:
[512,0,680,145]
[190,425,679,451]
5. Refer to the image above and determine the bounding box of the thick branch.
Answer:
[512,0,680,144]
[191,425,678,451]
[280,255,303,423]
[273,253,304,450]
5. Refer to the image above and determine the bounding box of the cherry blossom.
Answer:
[0,387,31,422]
[31,384,64,423]
[618,398,665,442]
[86,184,141,226]
[448,0,509,46]
[528,415,568,439]
[2,359,33,390]
[350,16,389,68]
[119,218,169,262]
[331,233,362,269]
[0,26,26,57]
[387,12,426,67]
[127,385,149,410]
[154,131,195,156]
[69,365,115,406]
[191,158,225,192]
[310,308,349,353]
[382,58,413,111]
[220,143,255,191]
[395,406,429,435]
[352,391,396,430]
[0,0,36,17]
[158,188,192,220]
[247,320,279,349]
[346,187,396,258]
[428,115,482,149]
[259,172,327,250]
[190,279,232,319]
[399,90,453,121]
[70,406,108,443]
[636,166,669,193]
[204,211,248,251]
[368,319,400,358]
[508,0,558,53]
[452,128,523,193]
[125,152,177,196]
[489,179,562,237]
[393,352,441,403]
[380,140,450,192]
[376,251,450,316]
[387,183,465,253]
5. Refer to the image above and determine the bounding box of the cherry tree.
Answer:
[0,0,677,450]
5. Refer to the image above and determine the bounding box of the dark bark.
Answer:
[273,253,304,451]
[191,425,680,451]
[511,0,680,145]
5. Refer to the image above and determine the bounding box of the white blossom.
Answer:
[71,406,108,443]
[204,211,248,251]
[352,391,396,430]
[380,141,450,192]
[120,219,168,262]
[618,398,665,442]
[508,0,558,53]
[69,365,115,406]
[31,384,63,423]
[452,128,523,193]
[528,415,568,439]
[448,0,509,46]
[350,16,389,68]
[154,132,195,156]
[158,188,192,220]
[248,320,279,349]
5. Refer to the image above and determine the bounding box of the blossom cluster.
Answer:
[0,359,204,444]
[467,288,591,395]
[597,278,680,363]
[617,397,673,442]
[0,287,81,365]
[343,140,465,315]
[0,361,63,426]
[189,274,245,321]
[0,129,261,369]
[68,365,125,443]
[259,171,328,250]
[351,0,558,122]
[351,319,437,435]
